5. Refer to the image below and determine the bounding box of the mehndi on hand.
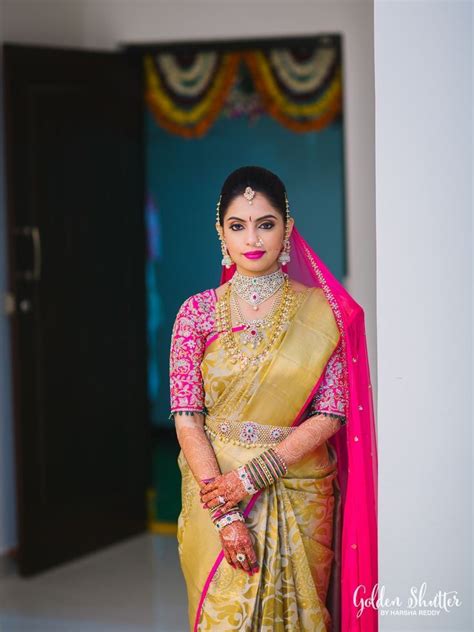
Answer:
[199,447,288,515]
[200,470,248,515]
[219,520,260,575]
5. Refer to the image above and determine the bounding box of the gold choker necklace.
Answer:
[230,268,286,311]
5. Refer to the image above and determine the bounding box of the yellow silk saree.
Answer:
[176,286,342,631]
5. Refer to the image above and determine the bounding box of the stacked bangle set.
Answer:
[210,504,245,531]
[237,447,288,494]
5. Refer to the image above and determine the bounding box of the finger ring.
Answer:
[236,553,246,563]
[218,495,226,504]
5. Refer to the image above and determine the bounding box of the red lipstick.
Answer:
[243,251,265,259]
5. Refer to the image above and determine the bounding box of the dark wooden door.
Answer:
[2,44,150,576]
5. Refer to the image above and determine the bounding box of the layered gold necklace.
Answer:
[216,275,295,369]
[230,288,281,349]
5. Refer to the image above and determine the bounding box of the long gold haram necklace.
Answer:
[216,276,294,369]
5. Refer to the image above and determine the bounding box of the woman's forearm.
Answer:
[273,413,342,468]
[174,413,221,484]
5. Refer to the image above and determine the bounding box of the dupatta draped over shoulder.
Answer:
[169,226,378,632]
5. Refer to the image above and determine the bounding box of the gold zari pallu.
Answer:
[204,414,296,448]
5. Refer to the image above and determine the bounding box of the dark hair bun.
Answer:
[218,166,287,225]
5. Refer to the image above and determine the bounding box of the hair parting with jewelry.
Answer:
[215,165,292,268]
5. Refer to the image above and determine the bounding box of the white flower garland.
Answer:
[269,48,337,94]
[156,51,218,97]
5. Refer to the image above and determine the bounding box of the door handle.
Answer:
[13,226,42,281]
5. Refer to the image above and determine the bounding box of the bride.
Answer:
[169,165,378,631]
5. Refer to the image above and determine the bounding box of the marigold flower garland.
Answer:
[144,44,343,138]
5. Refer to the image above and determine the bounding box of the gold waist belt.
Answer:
[204,415,295,448]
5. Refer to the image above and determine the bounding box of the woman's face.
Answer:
[217,192,294,277]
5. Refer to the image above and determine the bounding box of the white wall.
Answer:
[0,1,377,556]
[375,1,472,631]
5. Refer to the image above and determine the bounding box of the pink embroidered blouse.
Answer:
[169,289,347,424]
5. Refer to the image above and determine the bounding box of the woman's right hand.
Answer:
[219,520,259,575]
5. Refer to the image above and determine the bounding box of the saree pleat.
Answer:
[176,287,342,631]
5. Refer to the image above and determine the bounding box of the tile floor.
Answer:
[0,534,188,632]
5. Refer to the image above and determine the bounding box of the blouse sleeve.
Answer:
[307,338,348,425]
[169,294,206,418]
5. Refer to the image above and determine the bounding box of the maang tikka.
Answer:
[215,187,292,268]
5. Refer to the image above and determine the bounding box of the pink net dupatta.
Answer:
[220,225,379,631]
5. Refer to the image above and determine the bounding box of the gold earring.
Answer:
[220,239,233,269]
[216,195,233,268]
[278,192,291,264]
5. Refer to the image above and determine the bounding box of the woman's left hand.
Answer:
[199,470,248,514]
